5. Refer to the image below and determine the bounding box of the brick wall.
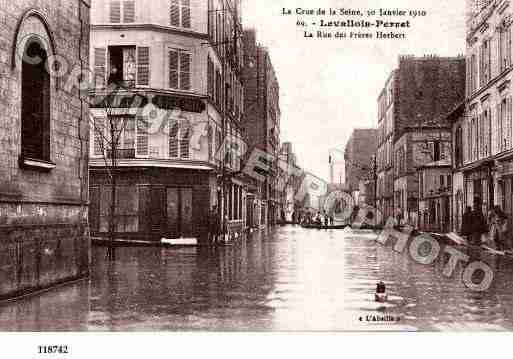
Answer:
[0,0,90,300]
[395,57,466,141]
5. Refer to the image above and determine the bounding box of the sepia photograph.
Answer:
[1,0,513,353]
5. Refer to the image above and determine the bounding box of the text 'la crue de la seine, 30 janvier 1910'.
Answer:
[282,7,428,40]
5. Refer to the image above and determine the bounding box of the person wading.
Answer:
[461,197,488,246]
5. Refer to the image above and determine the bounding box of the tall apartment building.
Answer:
[344,128,379,194]
[376,56,466,223]
[0,0,91,300]
[89,0,246,243]
[242,29,281,226]
[462,0,513,235]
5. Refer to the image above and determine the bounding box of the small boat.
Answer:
[375,281,388,303]
[301,224,348,230]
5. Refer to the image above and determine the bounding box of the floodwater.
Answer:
[2,226,513,331]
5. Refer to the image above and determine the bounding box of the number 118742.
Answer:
[38,346,69,355]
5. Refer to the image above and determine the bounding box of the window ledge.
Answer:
[19,157,56,171]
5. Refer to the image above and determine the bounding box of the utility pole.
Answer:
[373,155,378,214]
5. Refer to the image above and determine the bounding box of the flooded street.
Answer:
[2,226,513,331]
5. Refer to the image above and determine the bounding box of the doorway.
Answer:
[166,187,193,238]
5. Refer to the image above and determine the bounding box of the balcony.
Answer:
[106,148,136,159]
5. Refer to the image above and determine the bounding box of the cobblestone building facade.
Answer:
[0,0,91,300]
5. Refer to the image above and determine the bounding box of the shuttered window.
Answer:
[170,0,191,28]
[93,118,104,156]
[94,47,106,88]
[169,49,191,90]
[123,1,135,23]
[137,47,150,86]
[180,127,190,159]
[169,124,179,158]
[136,117,148,156]
[110,1,121,23]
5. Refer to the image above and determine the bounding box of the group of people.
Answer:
[461,197,511,251]
[302,211,334,226]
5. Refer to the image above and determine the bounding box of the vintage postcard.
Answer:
[1,0,512,349]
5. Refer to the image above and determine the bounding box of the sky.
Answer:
[242,0,467,182]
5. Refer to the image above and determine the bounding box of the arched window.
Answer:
[169,123,179,158]
[180,127,190,159]
[22,38,50,161]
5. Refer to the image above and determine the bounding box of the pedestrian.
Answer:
[329,215,334,226]
[324,212,329,227]
[461,197,488,246]
[489,205,509,251]
[208,205,220,245]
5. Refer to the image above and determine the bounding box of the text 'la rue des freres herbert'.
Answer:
[281,7,427,41]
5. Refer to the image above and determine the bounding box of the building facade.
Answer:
[344,128,379,202]
[0,0,91,300]
[242,29,281,227]
[417,161,453,233]
[88,0,247,243]
[376,56,466,224]
[460,0,513,238]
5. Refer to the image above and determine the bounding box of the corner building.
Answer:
[89,0,247,243]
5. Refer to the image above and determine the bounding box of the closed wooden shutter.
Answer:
[94,47,106,88]
[93,117,103,156]
[182,0,191,28]
[169,124,179,158]
[170,0,180,27]
[136,117,148,156]
[508,97,513,149]
[137,47,150,86]
[169,50,179,89]
[180,127,190,159]
[110,0,121,23]
[179,52,191,90]
[123,1,135,22]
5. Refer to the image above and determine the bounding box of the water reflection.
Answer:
[1,227,513,331]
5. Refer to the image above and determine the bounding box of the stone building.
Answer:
[88,0,247,243]
[449,103,466,233]
[376,55,465,224]
[417,160,453,233]
[242,29,281,227]
[344,128,378,194]
[0,0,91,300]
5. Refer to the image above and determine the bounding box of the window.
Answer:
[22,39,50,162]
[136,47,150,86]
[136,117,148,156]
[110,1,135,23]
[455,126,463,167]
[123,1,135,23]
[169,49,191,90]
[106,46,136,87]
[105,116,136,159]
[499,24,512,73]
[180,128,190,159]
[93,118,104,156]
[207,56,215,98]
[170,0,191,28]
[110,1,121,23]
[169,123,179,158]
[207,125,213,161]
[97,46,148,88]
[433,141,441,162]
[480,39,491,87]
